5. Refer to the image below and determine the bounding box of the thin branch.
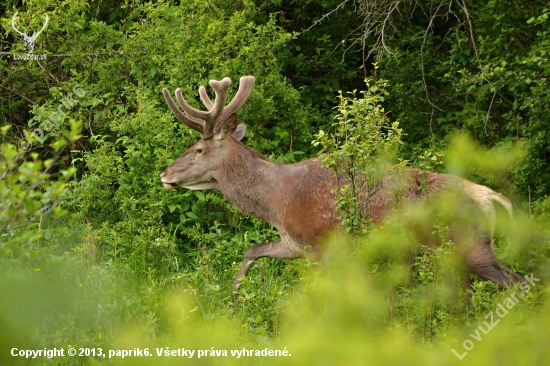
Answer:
[37,59,60,85]
[304,0,351,32]
[458,0,482,69]
[0,148,66,233]
[456,0,512,107]
[204,0,221,18]
[0,83,37,105]
[418,0,448,125]
[0,51,126,57]
[484,91,497,136]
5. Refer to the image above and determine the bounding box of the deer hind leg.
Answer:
[233,240,301,291]
[462,272,473,306]
[465,236,523,287]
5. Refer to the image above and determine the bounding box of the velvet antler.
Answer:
[162,76,255,139]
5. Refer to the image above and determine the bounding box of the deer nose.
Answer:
[160,169,169,179]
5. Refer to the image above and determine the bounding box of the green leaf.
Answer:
[50,139,67,152]
[186,212,199,220]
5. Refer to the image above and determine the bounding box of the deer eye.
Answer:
[195,148,203,154]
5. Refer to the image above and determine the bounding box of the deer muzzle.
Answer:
[160,169,179,189]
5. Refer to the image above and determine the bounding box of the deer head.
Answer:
[160,76,255,190]
[11,12,49,53]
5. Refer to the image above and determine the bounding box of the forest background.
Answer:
[1,0,550,365]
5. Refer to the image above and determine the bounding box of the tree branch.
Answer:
[0,83,37,105]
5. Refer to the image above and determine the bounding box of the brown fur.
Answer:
[163,135,523,292]
[160,77,522,294]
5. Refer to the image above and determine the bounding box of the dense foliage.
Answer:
[314,71,405,234]
[1,0,550,365]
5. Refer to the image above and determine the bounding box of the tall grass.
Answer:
[2,136,550,365]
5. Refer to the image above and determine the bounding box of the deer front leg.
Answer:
[233,239,301,291]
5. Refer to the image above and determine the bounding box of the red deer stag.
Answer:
[160,76,523,292]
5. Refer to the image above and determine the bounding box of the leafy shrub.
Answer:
[313,70,404,234]
[0,122,80,257]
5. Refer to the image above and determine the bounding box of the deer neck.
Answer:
[215,139,283,227]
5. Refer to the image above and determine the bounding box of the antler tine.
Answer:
[163,77,252,138]
[11,12,25,37]
[33,14,49,37]
[198,86,214,110]
[175,89,212,121]
[11,12,49,37]
[215,76,255,132]
[173,78,231,138]
[162,88,204,133]
[202,77,232,137]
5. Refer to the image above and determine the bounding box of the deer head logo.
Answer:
[11,11,49,53]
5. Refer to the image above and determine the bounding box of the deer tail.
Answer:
[488,192,514,220]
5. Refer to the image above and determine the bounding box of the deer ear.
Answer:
[232,123,246,141]
[215,113,238,140]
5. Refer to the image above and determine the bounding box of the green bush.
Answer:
[313,71,404,234]
[2,1,550,365]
